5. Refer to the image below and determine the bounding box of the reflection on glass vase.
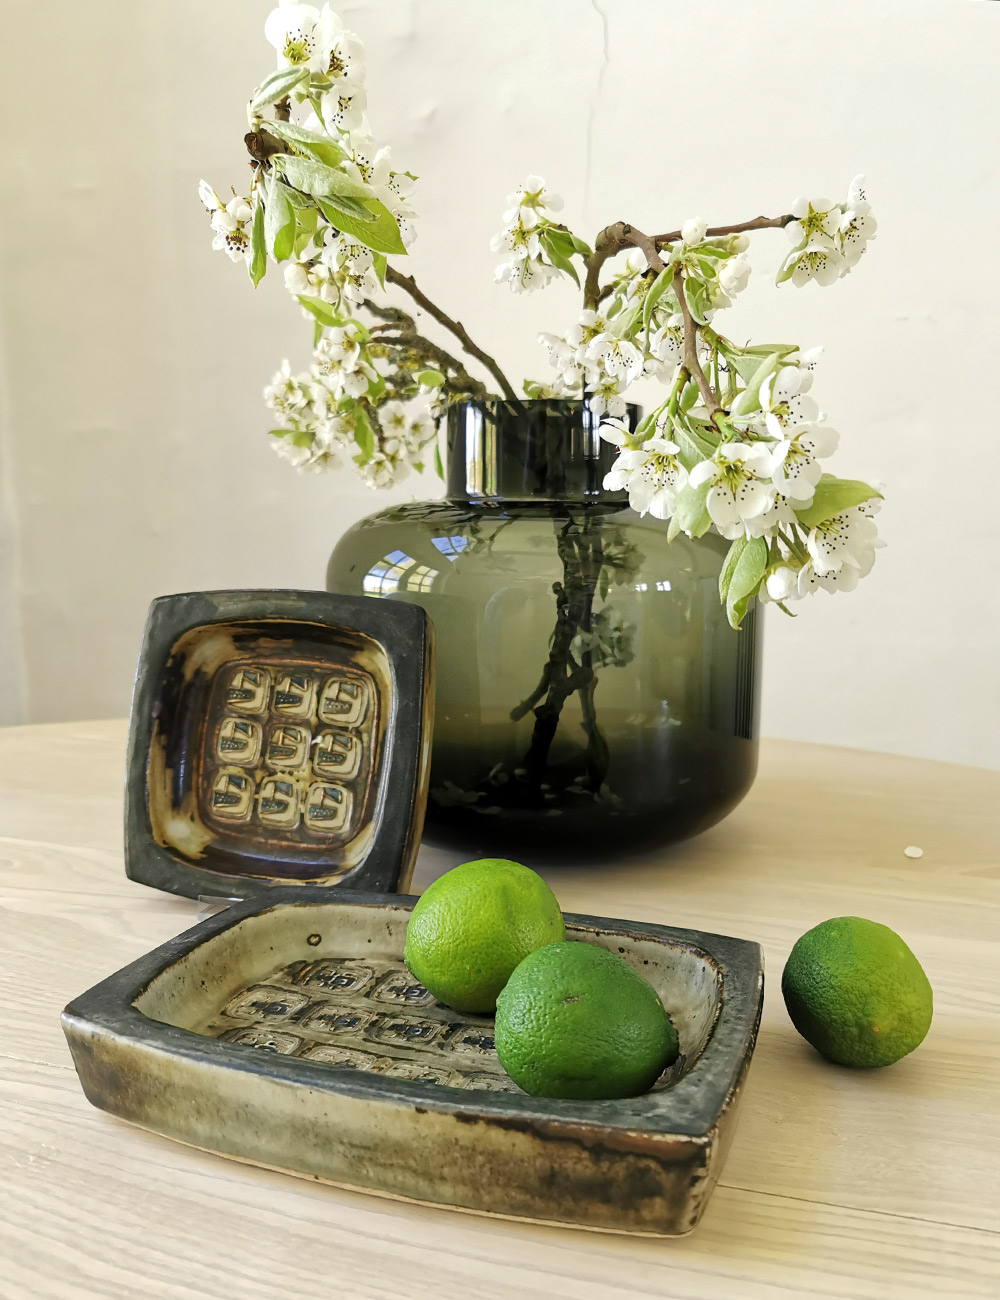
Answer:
[327,400,761,863]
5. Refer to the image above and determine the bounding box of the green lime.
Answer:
[494,940,679,1099]
[782,916,933,1068]
[403,858,565,1013]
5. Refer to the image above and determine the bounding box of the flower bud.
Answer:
[681,218,708,246]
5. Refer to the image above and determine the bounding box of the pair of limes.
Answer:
[403,858,679,1100]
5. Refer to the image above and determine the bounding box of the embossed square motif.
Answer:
[222,985,310,1022]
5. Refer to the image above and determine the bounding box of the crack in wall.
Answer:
[583,0,611,211]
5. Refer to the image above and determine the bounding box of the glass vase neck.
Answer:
[444,400,638,504]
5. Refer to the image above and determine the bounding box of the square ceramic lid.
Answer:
[124,590,434,901]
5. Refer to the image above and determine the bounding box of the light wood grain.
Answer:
[1,719,999,1298]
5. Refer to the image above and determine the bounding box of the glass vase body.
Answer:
[327,400,761,862]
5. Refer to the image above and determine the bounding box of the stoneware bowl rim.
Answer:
[62,888,764,1139]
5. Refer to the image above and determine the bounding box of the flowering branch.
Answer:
[361,300,490,401]
[652,214,795,246]
[500,176,881,622]
[671,266,722,423]
[384,267,518,402]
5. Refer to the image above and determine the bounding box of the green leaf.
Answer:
[671,481,713,538]
[726,536,768,628]
[276,154,372,202]
[372,251,387,288]
[679,380,699,411]
[353,409,375,466]
[730,351,781,417]
[317,196,406,256]
[265,178,296,262]
[719,536,750,603]
[794,476,882,528]
[685,276,710,325]
[670,420,717,467]
[642,267,674,342]
[249,67,308,114]
[313,318,323,347]
[249,200,266,286]
[263,119,346,169]
[609,302,642,341]
[416,369,445,387]
[433,443,445,481]
[539,230,581,286]
[724,343,797,385]
[317,192,375,223]
[296,295,342,327]
[776,244,805,285]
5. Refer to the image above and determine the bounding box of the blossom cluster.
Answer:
[599,350,882,610]
[490,173,882,620]
[777,177,877,287]
[200,1,434,485]
[490,177,589,294]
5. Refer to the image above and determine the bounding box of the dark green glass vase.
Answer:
[327,400,761,862]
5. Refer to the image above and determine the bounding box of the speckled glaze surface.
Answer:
[62,891,763,1236]
[124,591,434,900]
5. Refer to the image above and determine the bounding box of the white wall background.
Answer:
[0,0,998,768]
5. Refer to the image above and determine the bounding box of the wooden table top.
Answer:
[0,719,997,1298]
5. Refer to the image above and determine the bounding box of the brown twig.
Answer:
[583,213,796,309]
[361,300,489,399]
[385,266,519,402]
[653,214,795,246]
[583,221,630,310]
[672,267,722,422]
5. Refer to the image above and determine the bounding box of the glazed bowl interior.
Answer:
[131,901,722,1093]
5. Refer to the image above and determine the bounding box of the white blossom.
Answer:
[265,3,339,73]
[324,23,366,90]
[284,255,337,302]
[586,380,627,419]
[806,502,880,576]
[837,174,877,271]
[785,195,841,247]
[342,134,416,221]
[769,425,839,503]
[718,254,751,297]
[494,256,558,294]
[319,84,368,134]
[786,345,824,391]
[204,190,254,264]
[604,436,688,520]
[491,210,542,263]
[688,443,776,539]
[264,360,313,425]
[758,366,821,436]
[319,232,378,303]
[538,332,587,390]
[503,174,563,222]
[586,333,644,386]
[311,327,375,398]
[644,319,683,377]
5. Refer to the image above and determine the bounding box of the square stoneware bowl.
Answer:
[62,891,763,1236]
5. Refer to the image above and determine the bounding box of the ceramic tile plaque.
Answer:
[124,590,433,900]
